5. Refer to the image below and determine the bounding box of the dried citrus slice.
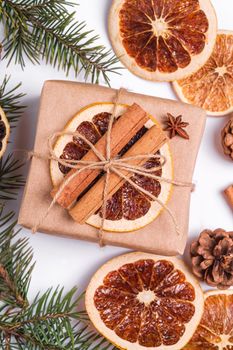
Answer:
[86,252,204,350]
[173,31,233,116]
[184,290,233,350]
[109,0,217,81]
[50,103,173,233]
[0,106,10,158]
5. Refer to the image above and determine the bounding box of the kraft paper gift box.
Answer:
[18,80,206,255]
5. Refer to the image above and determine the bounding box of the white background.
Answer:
[1,0,233,301]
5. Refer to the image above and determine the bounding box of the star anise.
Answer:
[164,113,189,140]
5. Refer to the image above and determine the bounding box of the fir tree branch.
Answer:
[0,75,26,128]
[0,287,117,349]
[0,208,32,308]
[0,288,82,349]
[0,208,117,349]
[0,153,25,201]
[0,0,121,85]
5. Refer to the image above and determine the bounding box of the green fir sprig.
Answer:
[0,153,25,201]
[0,208,32,308]
[0,75,26,128]
[0,0,121,85]
[0,208,116,349]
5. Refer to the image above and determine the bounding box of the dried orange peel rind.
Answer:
[184,289,233,350]
[109,0,217,81]
[0,106,10,158]
[173,30,233,116]
[86,252,204,350]
[50,103,173,233]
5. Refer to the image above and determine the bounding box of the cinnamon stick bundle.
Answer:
[51,104,149,208]
[69,125,167,224]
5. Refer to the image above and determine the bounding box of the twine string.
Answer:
[18,88,194,244]
[111,167,180,235]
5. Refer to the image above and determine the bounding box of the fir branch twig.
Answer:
[0,209,32,308]
[0,0,121,85]
[0,208,117,349]
[0,153,25,201]
[0,75,26,128]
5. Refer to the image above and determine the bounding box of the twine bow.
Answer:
[23,88,194,246]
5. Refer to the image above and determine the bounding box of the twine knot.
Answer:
[103,160,114,172]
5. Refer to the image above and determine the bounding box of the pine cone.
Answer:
[191,229,233,289]
[221,117,233,160]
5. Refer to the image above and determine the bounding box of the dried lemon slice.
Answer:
[184,290,233,350]
[109,0,217,81]
[86,252,204,350]
[0,106,10,158]
[173,31,233,116]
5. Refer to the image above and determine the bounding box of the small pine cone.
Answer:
[221,117,233,160]
[191,229,233,289]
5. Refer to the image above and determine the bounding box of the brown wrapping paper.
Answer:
[18,80,206,255]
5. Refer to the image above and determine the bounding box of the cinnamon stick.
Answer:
[69,125,168,224]
[224,185,233,210]
[51,104,149,208]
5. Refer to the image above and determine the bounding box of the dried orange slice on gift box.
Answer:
[85,252,204,350]
[174,31,233,116]
[50,103,173,232]
[0,106,10,158]
[108,0,217,81]
[184,290,233,350]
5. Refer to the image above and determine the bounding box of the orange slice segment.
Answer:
[0,106,10,158]
[184,290,233,350]
[173,31,233,116]
[109,0,217,81]
[86,252,204,350]
[50,103,173,233]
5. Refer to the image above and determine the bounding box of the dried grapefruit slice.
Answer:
[109,0,217,81]
[173,31,233,116]
[86,252,204,350]
[50,103,173,233]
[0,106,10,158]
[184,290,233,350]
